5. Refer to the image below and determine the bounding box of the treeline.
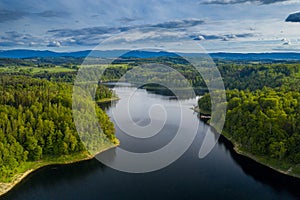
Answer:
[0,75,117,180]
[218,62,300,91]
[33,71,77,82]
[110,59,300,94]
[4,57,300,94]
[96,84,117,101]
[2,57,300,95]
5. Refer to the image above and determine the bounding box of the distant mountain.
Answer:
[209,52,300,61]
[0,49,300,61]
[0,49,178,59]
[286,12,300,22]
[120,50,178,58]
[0,49,90,58]
[0,49,127,59]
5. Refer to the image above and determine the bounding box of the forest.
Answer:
[2,56,300,179]
[0,74,118,182]
[198,61,300,175]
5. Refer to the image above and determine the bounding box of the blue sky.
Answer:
[0,0,300,52]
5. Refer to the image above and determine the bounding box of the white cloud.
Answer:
[47,40,61,47]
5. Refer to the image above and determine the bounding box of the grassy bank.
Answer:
[0,144,118,196]
[222,131,300,179]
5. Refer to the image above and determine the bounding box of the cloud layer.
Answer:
[44,19,206,46]
[0,9,69,23]
[0,0,300,52]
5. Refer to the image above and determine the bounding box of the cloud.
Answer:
[201,0,290,4]
[118,17,138,23]
[0,9,69,23]
[192,33,255,41]
[285,12,300,22]
[45,19,205,46]
[48,27,120,37]
[282,39,291,45]
[36,10,69,18]
[47,40,61,47]
[107,29,188,43]
[197,35,206,40]
[45,19,261,48]
[150,19,204,29]
[48,18,205,37]
[0,31,43,46]
[0,9,26,23]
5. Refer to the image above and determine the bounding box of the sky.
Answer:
[0,0,300,52]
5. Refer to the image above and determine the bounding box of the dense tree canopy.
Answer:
[0,75,117,180]
[2,56,300,179]
[199,87,300,164]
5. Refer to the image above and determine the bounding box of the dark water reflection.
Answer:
[2,86,300,200]
[218,135,300,197]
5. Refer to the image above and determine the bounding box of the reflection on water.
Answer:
[218,135,300,197]
[3,85,300,200]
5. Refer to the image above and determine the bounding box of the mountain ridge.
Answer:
[1,49,300,61]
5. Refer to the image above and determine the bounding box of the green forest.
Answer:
[1,56,300,180]
[198,61,300,176]
[0,74,118,182]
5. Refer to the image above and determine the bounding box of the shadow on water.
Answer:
[141,84,207,99]
[2,158,107,199]
[217,135,300,198]
[95,147,117,164]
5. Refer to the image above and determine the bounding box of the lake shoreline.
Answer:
[193,106,300,179]
[222,132,300,179]
[0,92,121,197]
[0,144,118,197]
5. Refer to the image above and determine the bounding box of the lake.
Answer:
[2,85,300,200]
